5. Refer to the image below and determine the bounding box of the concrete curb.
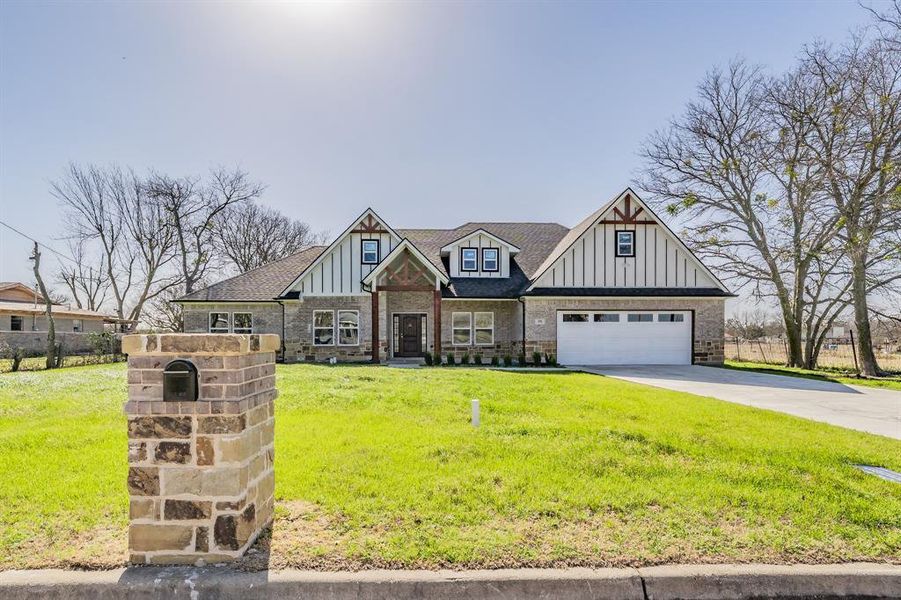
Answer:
[0,563,898,599]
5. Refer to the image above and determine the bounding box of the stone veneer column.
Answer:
[122,333,279,565]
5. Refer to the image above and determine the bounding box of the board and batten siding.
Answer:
[446,233,511,278]
[296,232,398,296]
[534,221,717,289]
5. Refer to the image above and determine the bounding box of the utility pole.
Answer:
[30,242,57,369]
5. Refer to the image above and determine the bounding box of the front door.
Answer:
[397,314,423,357]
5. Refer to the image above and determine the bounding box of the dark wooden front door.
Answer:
[397,315,423,357]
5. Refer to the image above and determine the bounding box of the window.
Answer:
[474,312,494,345]
[481,248,499,272]
[10,315,23,331]
[209,312,230,333]
[361,240,380,264]
[461,248,478,272]
[562,313,589,322]
[338,310,359,346]
[627,313,653,323]
[452,312,472,345]
[72,319,83,332]
[658,313,685,322]
[313,310,335,345]
[594,313,620,322]
[615,231,635,257]
[233,313,253,333]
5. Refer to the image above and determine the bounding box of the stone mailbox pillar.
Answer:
[122,333,279,565]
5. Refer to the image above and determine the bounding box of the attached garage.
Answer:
[556,310,692,365]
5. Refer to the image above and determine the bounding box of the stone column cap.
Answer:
[123,334,281,355]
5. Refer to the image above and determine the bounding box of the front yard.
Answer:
[0,363,899,570]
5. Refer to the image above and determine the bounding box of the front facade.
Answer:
[176,189,732,365]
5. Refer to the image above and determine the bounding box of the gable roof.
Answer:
[526,188,730,293]
[176,246,325,302]
[279,208,400,297]
[438,228,521,254]
[361,239,450,287]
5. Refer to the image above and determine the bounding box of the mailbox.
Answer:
[163,359,198,402]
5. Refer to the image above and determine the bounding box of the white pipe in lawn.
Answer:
[471,399,480,427]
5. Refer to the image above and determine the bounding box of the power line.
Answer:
[0,219,78,265]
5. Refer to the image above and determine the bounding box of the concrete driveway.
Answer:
[577,364,901,440]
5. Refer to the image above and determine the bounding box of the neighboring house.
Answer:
[0,281,120,354]
[175,189,733,365]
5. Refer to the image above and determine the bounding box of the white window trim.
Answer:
[313,309,336,346]
[209,312,230,333]
[460,248,478,272]
[474,311,494,345]
[337,309,360,346]
[616,231,635,257]
[361,239,380,265]
[452,311,472,345]
[233,312,253,334]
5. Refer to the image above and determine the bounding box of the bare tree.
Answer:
[639,61,843,368]
[147,167,264,294]
[56,239,110,311]
[794,38,901,375]
[143,285,186,332]
[30,243,57,369]
[216,202,323,273]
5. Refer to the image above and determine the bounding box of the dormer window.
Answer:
[361,239,380,264]
[482,248,499,272]
[461,248,478,272]
[615,231,635,257]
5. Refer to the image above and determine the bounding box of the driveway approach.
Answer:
[578,365,901,440]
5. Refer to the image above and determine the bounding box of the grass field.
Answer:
[0,363,899,570]
[725,360,901,391]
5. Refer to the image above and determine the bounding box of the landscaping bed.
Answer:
[0,363,899,570]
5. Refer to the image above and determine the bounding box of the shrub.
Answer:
[424,352,433,366]
[503,355,513,367]
[474,354,483,365]
[545,353,557,367]
[517,354,526,366]
[88,330,120,356]
[461,353,470,365]
[532,351,543,366]
[433,352,442,366]
[490,356,499,366]
[447,353,456,366]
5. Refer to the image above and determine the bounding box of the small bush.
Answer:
[503,355,513,367]
[461,353,470,365]
[532,351,543,366]
[545,353,557,367]
[490,356,499,366]
[447,353,456,366]
[433,352,442,366]
[517,354,526,366]
[424,352,433,366]
[474,354,483,365]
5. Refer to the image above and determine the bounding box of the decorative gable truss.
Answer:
[529,189,728,291]
[362,240,449,291]
[281,209,401,297]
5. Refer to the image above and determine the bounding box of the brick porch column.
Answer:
[371,288,380,363]
[122,333,279,566]
[433,289,441,357]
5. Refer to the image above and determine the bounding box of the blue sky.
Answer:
[0,0,870,295]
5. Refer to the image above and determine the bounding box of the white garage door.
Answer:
[557,311,692,365]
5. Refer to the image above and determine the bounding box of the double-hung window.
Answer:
[72,319,83,332]
[10,315,23,331]
[233,313,253,333]
[313,310,335,345]
[474,312,494,345]
[452,312,472,345]
[461,248,478,272]
[481,248,499,272]
[209,312,230,333]
[615,231,635,257]
[338,310,359,346]
[361,240,380,264]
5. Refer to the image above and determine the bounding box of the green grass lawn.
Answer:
[0,363,899,570]
[725,360,901,391]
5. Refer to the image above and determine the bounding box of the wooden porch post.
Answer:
[433,289,441,358]
[371,288,379,363]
